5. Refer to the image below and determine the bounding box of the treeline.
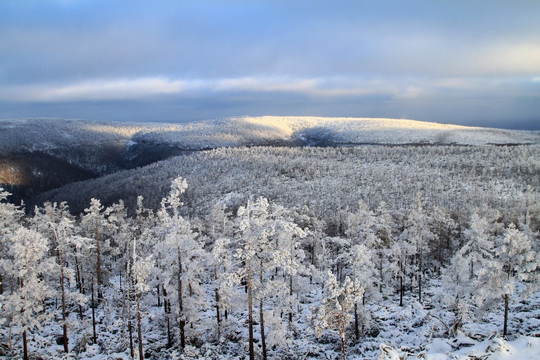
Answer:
[1,176,539,359]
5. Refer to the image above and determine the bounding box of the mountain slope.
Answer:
[2,116,539,205]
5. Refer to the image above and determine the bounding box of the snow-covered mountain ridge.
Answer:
[1,116,538,205]
[132,116,540,147]
[1,117,539,154]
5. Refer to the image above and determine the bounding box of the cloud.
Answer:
[0,78,184,102]
[1,1,540,129]
[2,74,537,104]
[0,76,426,102]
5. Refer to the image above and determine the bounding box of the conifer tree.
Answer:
[312,271,364,360]
[81,198,109,302]
[234,197,275,360]
[156,177,207,349]
[477,223,539,336]
[32,201,88,353]
[0,187,24,296]
[400,194,435,303]
[0,227,55,360]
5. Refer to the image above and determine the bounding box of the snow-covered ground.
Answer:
[4,277,538,359]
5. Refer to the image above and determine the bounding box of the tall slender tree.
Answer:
[0,227,55,360]
[477,223,539,336]
[156,177,207,349]
[312,271,364,360]
[33,202,87,354]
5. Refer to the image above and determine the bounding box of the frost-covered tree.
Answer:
[440,250,473,336]
[270,203,306,332]
[0,187,24,295]
[400,194,435,303]
[234,197,276,360]
[461,212,497,280]
[373,201,395,296]
[80,198,109,302]
[210,237,237,340]
[155,177,207,349]
[0,227,55,360]
[131,236,155,360]
[429,206,458,273]
[390,231,416,307]
[32,202,88,353]
[477,223,539,336]
[312,271,364,360]
[295,205,326,277]
[348,243,376,339]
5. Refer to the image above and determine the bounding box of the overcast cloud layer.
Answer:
[1,0,539,129]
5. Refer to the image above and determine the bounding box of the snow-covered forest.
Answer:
[1,118,540,359]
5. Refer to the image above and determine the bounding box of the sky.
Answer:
[1,0,539,129]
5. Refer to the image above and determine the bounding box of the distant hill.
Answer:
[1,116,539,206]
[1,117,539,155]
[129,116,540,147]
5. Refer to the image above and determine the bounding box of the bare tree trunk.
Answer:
[121,284,126,341]
[75,251,82,292]
[75,252,84,320]
[126,261,134,358]
[95,222,103,302]
[247,253,254,360]
[260,259,267,360]
[399,275,404,307]
[418,272,422,303]
[23,329,28,360]
[59,249,69,353]
[503,293,509,337]
[167,317,172,348]
[338,312,346,360]
[178,250,186,349]
[354,303,359,340]
[214,267,221,338]
[8,324,12,351]
[129,318,134,359]
[91,280,97,344]
[418,251,423,303]
[136,292,144,360]
[378,257,384,294]
[162,285,168,313]
[289,275,293,328]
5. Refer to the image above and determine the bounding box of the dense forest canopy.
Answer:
[36,145,540,230]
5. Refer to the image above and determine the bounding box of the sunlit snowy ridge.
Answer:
[131,116,540,148]
[1,117,539,155]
